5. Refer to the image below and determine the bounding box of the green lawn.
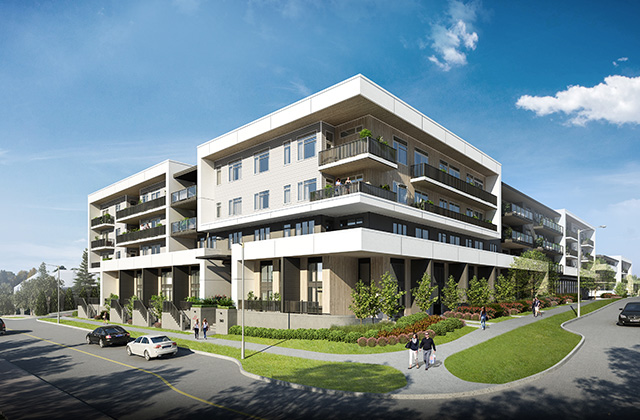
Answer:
[445,299,616,384]
[40,318,406,393]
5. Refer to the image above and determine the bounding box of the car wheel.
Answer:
[144,350,151,361]
[99,339,105,348]
[86,336,91,344]
[126,346,132,356]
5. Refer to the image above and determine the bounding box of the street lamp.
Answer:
[45,263,61,324]
[241,240,245,360]
[576,225,606,317]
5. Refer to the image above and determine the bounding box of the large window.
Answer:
[394,182,407,204]
[284,185,291,204]
[190,268,200,298]
[416,228,429,239]
[308,258,323,308]
[284,141,291,165]
[415,190,429,204]
[450,235,460,245]
[298,178,316,201]
[393,223,407,235]
[297,134,316,161]
[414,149,428,166]
[254,227,270,241]
[254,150,269,174]
[161,269,173,301]
[393,137,407,165]
[449,202,460,213]
[229,160,242,182]
[228,232,242,249]
[254,190,269,210]
[296,220,315,235]
[260,262,273,300]
[438,232,447,243]
[229,197,242,216]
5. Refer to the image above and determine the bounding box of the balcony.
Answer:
[91,214,115,228]
[310,181,397,203]
[318,137,397,176]
[91,238,115,249]
[503,203,534,226]
[414,201,497,231]
[410,163,497,207]
[116,225,166,244]
[533,217,564,236]
[171,186,196,209]
[171,217,197,237]
[116,196,166,221]
[536,238,563,255]
[503,230,533,249]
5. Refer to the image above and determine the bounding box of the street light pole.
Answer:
[241,240,245,360]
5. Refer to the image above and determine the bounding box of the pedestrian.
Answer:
[202,318,209,340]
[405,333,420,369]
[532,298,537,317]
[335,178,341,195]
[102,312,108,324]
[193,318,200,339]
[420,331,436,371]
[535,298,541,317]
[480,306,487,330]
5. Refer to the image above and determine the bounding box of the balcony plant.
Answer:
[359,128,372,138]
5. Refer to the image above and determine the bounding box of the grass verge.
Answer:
[40,318,406,393]
[445,299,616,384]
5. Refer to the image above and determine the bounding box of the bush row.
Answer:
[356,318,465,348]
[228,325,362,343]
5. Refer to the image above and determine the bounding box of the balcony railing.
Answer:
[163,301,190,330]
[535,217,564,235]
[91,238,114,249]
[91,214,115,227]
[116,225,166,244]
[171,185,196,204]
[243,299,323,314]
[318,137,396,166]
[507,230,533,245]
[171,217,197,234]
[504,203,533,221]
[413,200,497,231]
[537,239,563,254]
[116,196,166,220]
[411,163,497,205]
[91,262,100,268]
[310,181,397,202]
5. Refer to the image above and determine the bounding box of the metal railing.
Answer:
[412,200,497,231]
[116,196,166,220]
[411,163,497,205]
[76,297,97,319]
[171,217,197,234]
[163,301,190,330]
[111,299,128,323]
[133,298,149,322]
[171,185,197,203]
[91,238,115,248]
[116,225,165,244]
[242,300,323,314]
[91,214,115,227]
[318,137,397,166]
[310,181,397,202]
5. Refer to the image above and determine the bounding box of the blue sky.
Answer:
[1,0,638,274]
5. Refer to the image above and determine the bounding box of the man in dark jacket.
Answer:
[420,331,436,371]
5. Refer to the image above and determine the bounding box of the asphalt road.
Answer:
[1,298,638,420]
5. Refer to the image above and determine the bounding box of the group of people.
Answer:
[405,332,436,370]
[532,297,542,317]
[334,177,352,195]
[192,317,209,339]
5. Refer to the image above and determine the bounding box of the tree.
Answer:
[614,282,628,297]
[35,291,48,316]
[150,293,167,320]
[378,272,406,319]
[349,279,380,323]
[0,283,15,315]
[441,276,462,310]
[582,258,616,295]
[73,249,97,294]
[467,276,492,306]
[411,271,439,312]
[13,263,58,314]
[494,274,516,302]
[510,249,552,298]
[64,288,76,311]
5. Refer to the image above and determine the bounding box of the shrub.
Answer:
[328,330,347,342]
[365,329,379,338]
[367,337,378,347]
[509,308,519,316]
[377,337,388,347]
[442,311,454,318]
[345,331,361,343]
[426,329,435,338]
[471,313,480,321]
[387,335,398,345]
[431,323,446,336]
[357,337,368,347]
[463,313,471,320]
[398,333,409,344]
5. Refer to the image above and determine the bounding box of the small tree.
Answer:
[510,249,550,298]
[467,276,491,306]
[64,288,75,311]
[125,295,138,318]
[494,274,516,302]
[35,291,48,316]
[614,282,628,297]
[412,271,439,312]
[378,272,406,319]
[349,279,380,323]
[73,249,97,294]
[150,293,167,320]
[441,275,462,310]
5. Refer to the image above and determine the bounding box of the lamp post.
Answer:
[45,263,61,324]
[241,240,245,360]
[576,225,606,317]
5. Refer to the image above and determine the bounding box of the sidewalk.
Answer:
[46,300,597,397]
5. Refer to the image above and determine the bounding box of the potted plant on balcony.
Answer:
[359,128,372,138]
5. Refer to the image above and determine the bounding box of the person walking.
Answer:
[420,331,436,371]
[406,333,420,369]
[532,298,537,317]
[480,306,488,330]
[535,298,541,317]
[202,318,209,340]
[193,318,200,339]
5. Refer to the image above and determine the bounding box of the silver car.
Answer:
[126,335,178,360]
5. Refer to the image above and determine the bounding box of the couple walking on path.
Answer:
[193,318,209,339]
[406,332,436,370]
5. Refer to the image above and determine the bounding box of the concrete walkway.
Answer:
[38,300,601,397]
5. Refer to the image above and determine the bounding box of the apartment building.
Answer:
[597,254,633,286]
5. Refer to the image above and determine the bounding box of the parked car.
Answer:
[617,302,640,326]
[86,325,130,347]
[126,335,178,360]
[0,318,5,335]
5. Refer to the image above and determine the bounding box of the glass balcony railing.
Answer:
[537,238,563,254]
[171,217,197,234]
[508,230,533,244]
[171,186,197,204]
[504,203,533,220]
[318,137,397,167]
[411,163,497,205]
[535,217,564,235]
[310,181,397,202]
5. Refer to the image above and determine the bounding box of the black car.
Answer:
[0,318,5,335]
[617,302,640,326]
[86,325,130,347]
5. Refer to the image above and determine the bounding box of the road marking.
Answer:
[14,330,268,420]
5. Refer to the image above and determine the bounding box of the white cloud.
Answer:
[516,75,640,126]
[613,57,629,67]
[427,1,479,71]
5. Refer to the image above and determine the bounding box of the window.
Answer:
[228,232,242,248]
[393,137,407,165]
[260,262,273,300]
[474,210,484,220]
[296,220,315,236]
[284,224,291,237]
[254,150,269,174]
[116,251,121,259]
[340,217,363,227]
[416,228,429,239]
[216,167,222,185]
[297,134,316,160]
[439,199,448,209]
[284,185,291,204]
[115,203,121,212]
[116,228,121,236]
[438,232,447,243]
[150,191,161,200]
[465,239,473,247]
[490,243,498,252]
[254,227,270,241]
[474,178,483,189]
[216,202,221,218]
[254,190,269,210]
[394,182,407,204]
[207,236,217,248]
[340,127,355,138]
[298,178,316,201]
[393,223,407,235]
[414,149,429,166]
[449,202,460,213]
[415,191,429,204]
[450,235,460,245]
[466,208,474,217]
[449,165,460,179]
[475,240,483,250]
[439,160,448,172]
[190,269,200,298]
[229,197,242,216]
[229,160,242,182]
[284,141,291,165]
[308,258,323,306]
[161,270,173,301]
